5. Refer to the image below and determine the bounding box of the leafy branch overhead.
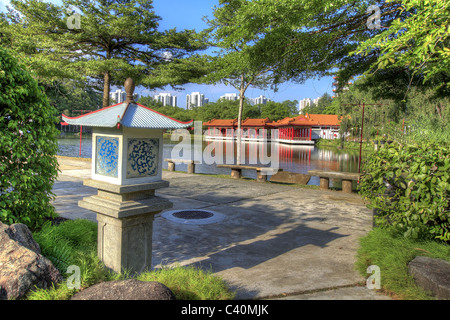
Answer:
[353,0,450,91]
[2,0,208,107]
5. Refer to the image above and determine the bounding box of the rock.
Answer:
[71,279,176,300]
[408,256,450,300]
[270,171,311,185]
[4,223,41,254]
[0,222,62,300]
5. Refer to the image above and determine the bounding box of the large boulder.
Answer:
[408,256,450,300]
[71,279,176,300]
[0,222,62,300]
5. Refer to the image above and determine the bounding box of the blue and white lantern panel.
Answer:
[126,138,159,179]
[95,136,119,177]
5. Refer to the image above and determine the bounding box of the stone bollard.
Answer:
[319,177,329,190]
[167,161,175,172]
[187,162,195,174]
[341,179,353,193]
[231,168,242,179]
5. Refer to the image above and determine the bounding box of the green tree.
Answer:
[3,0,207,108]
[303,93,333,114]
[198,0,285,164]
[225,0,403,85]
[0,47,60,229]
[353,0,450,95]
[45,79,103,116]
[260,100,297,121]
[196,99,258,122]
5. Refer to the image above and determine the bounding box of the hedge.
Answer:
[359,141,450,242]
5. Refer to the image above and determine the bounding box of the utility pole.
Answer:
[342,103,388,174]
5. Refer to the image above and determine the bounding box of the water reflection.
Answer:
[57,137,360,186]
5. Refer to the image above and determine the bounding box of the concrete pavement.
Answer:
[52,156,391,300]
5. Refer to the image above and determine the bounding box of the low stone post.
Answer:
[231,168,242,179]
[167,161,175,172]
[187,161,195,174]
[341,179,353,193]
[319,177,329,190]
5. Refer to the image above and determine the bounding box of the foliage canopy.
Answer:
[0,46,59,229]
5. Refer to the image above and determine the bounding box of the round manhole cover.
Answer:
[161,209,225,225]
[172,210,214,220]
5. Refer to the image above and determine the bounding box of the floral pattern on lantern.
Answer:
[126,138,159,178]
[96,136,119,177]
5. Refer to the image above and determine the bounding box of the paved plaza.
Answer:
[53,156,391,300]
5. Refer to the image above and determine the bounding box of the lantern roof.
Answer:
[62,78,193,129]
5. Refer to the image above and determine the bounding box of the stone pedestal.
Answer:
[319,177,329,190]
[187,162,195,174]
[341,179,353,193]
[256,171,267,182]
[231,168,242,179]
[79,179,172,274]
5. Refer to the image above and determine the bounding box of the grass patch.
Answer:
[27,219,235,300]
[356,227,450,300]
[138,265,235,300]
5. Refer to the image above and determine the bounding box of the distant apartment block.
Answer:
[299,98,311,114]
[250,95,271,105]
[110,89,139,104]
[186,92,209,109]
[299,97,322,114]
[110,89,126,104]
[154,93,177,107]
[220,93,238,101]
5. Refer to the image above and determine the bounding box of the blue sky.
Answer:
[1,0,335,109]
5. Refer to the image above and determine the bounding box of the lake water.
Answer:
[57,137,360,187]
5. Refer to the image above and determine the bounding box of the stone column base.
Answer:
[79,179,173,274]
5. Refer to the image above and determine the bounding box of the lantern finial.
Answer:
[124,78,135,103]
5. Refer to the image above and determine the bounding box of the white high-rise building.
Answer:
[110,89,126,104]
[251,95,271,105]
[109,90,139,104]
[299,98,312,114]
[220,93,238,101]
[186,92,208,109]
[313,97,320,105]
[154,93,177,107]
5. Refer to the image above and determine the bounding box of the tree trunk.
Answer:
[102,71,111,108]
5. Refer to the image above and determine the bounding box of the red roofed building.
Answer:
[203,119,238,140]
[241,118,275,140]
[203,118,275,141]
[203,114,341,145]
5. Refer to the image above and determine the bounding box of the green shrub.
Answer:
[0,47,60,230]
[359,141,450,242]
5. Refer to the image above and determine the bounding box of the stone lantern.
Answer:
[62,78,192,274]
